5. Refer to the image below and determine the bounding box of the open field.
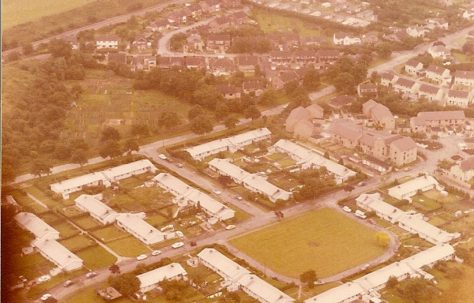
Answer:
[230,208,387,278]
[2,0,94,29]
[77,246,117,269]
[251,8,323,37]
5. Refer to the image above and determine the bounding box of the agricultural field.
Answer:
[2,0,94,29]
[230,208,387,278]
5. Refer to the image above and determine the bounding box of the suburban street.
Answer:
[1,0,188,57]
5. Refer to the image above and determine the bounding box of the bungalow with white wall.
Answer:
[185,128,271,160]
[15,212,60,240]
[393,77,419,98]
[333,32,361,46]
[32,238,84,272]
[137,263,187,293]
[446,89,472,108]
[153,173,235,221]
[115,213,173,245]
[50,172,111,199]
[74,194,118,225]
[387,175,444,201]
[270,139,356,184]
[404,59,424,76]
[101,160,157,183]
[208,158,292,202]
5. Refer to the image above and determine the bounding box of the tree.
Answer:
[130,124,149,137]
[224,115,239,129]
[398,278,437,303]
[99,140,123,158]
[71,84,83,99]
[333,72,356,94]
[375,231,390,248]
[300,270,317,288]
[260,89,278,106]
[109,264,120,274]
[48,39,72,58]
[124,139,139,154]
[386,276,398,289]
[101,126,121,142]
[54,144,72,160]
[159,111,180,129]
[71,150,88,166]
[190,115,214,134]
[109,273,139,297]
[188,105,205,121]
[303,68,320,91]
[219,290,241,303]
[244,106,261,120]
[31,159,52,177]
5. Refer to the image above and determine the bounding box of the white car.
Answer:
[40,294,52,301]
[342,206,352,213]
[158,154,167,160]
[151,250,162,256]
[225,225,236,230]
[63,280,74,287]
[136,254,148,261]
[177,163,184,168]
[213,190,222,195]
[236,196,243,201]
[171,242,185,249]
[175,231,184,238]
[37,275,51,283]
[85,272,97,279]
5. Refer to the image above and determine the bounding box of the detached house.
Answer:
[453,70,474,88]
[362,99,395,130]
[449,157,474,183]
[428,44,450,60]
[333,32,361,46]
[357,82,378,97]
[208,57,236,76]
[380,72,398,87]
[236,55,259,74]
[404,59,424,76]
[425,65,451,85]
[206,34,231,53]
[393,77,419,98]
[446,89,472,108]
[417,83,444,102]
[242,80,266,96]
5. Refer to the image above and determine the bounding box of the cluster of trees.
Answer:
[386,277,438,303]
[230,36,272,53]
[326,56,369,94]
[293,167,337,201]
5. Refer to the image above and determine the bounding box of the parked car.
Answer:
[190,241,197,247]
[151,250,162,256]
[355,210,367,219]
[175,231,184,238]
[342,206,352,213]
[40,294,53,301]
[136,254,148,261]
[177,163,184,168]
[63,280,74,287]
[171,242,184,249]
[213,190,222,195]
[235,196,243,201]
[85,272,97,279]
[225,225,236,230]
[158,154,167,160]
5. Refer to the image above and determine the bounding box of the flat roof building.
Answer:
[50,172,111,199]
[32,238,84,272]
[101,159,157,182]
[15,212,60,240]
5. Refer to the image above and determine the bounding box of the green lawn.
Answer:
[107,236,150,257]
[146,213,169,227]
[230,208,387,278]
[72,216,102,230]
[77,246,117,269]
[60,235,95,252]
[53,222,80,238]
[91,225,128,243]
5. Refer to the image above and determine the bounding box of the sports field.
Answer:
[230,208,387,278]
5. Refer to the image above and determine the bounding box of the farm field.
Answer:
[2,0,94,29]
[230,208,387,278]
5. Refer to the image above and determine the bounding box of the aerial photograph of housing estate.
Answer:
[2,0,474,302]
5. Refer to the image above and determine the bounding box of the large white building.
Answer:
[115,213,172,245]
[50,160,157,199]
[32,238,84,272]
[74,194,118,225]
[356,193,459,244]
[137,263,187,293]
[15,212,60,240]
[208,158,292,202]
[197,248,294,303]
[271,139,356,184]
[387,175,444,201]
[153,173,235,221]
[185,128,271,160]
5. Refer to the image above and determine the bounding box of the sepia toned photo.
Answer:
[2,0,474,302]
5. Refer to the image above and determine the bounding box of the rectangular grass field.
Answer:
[230,208,387,278]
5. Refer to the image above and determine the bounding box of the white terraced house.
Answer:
[208,158,292,202]
[15,212,60,240]
[387,175,444,201]
[137,263,187,293]
[153,173,235,221]
[356,193,460,244]
[50,160,157,199]
[270,139,356,184]
[115,213,172,245]
[185,128,271,160]
[197,248,294,303]
[74,194,118,225]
